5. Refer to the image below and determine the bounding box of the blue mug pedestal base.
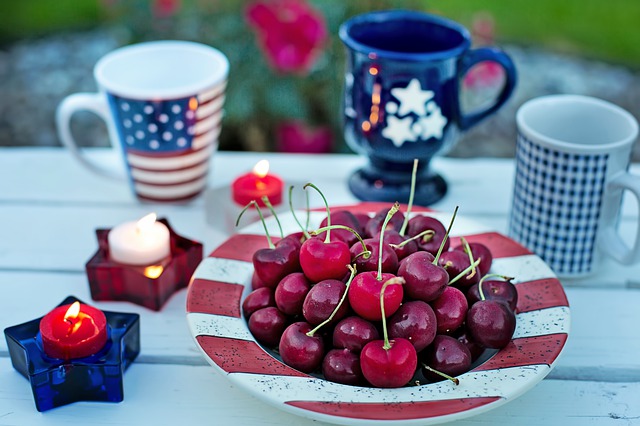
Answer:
[348,168,447,206]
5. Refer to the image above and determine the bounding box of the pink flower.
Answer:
[152,0,181,18]
[276,121,332,153]
[245,0,328,74]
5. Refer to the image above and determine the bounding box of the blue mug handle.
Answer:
[458,47,517,130]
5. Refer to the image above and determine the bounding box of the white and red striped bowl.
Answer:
[186,202,570,425]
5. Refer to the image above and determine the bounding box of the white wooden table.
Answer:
[0,147,639,425]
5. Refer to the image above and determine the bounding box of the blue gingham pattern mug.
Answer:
[509,95,640,277]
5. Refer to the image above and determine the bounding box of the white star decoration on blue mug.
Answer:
[382,78,448,147]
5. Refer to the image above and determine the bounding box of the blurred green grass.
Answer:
[1,0,639,69]
[428,0,640,69]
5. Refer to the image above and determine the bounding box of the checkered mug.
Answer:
[509,95,640,277]
[56,41,228,203]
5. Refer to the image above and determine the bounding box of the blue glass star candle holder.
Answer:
[3,296,140,412]
[85,218,203,311]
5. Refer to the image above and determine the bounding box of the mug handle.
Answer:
[56,93,125,180]
[599,172,640,264]
[457,47,517,130]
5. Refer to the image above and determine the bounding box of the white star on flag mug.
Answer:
[56,40,229,203]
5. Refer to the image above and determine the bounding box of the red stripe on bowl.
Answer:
[516,278,569,313]
[472,333,568,372]
[449,232,532,258]
[210,234,277,262]
[196,335,310,377]
[286,396,501,421]
[187,279,243,317]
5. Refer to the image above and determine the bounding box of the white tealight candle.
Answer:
[107,213,171,265]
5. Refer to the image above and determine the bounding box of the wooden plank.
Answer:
[0,361,637,425]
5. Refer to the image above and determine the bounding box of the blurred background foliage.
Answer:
[0,0,638,153]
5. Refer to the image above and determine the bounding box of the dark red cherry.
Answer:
[431,286,468,334]
[252,237,301,288]
[467,279,518,311]
[302,279,349,326]
[453,242,493,277]
[319,210,363,246]
[322,348,364,386]
[466,300,516,349]
[398,251,449,302]
[380,229,418,260]
[422,335,472,381]
[438,250,479,288]
[274,272,311,316]
[406,215,449,255]
[388,300,437,352]
[279,322,325,373]
[242,287,275,318]
[333,316,380,353]
[364,208,405,238]
[350,238,398,274]
[248,306,287,347]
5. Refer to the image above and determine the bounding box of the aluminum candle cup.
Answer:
[509,95,640,277]
[56,40,229,203]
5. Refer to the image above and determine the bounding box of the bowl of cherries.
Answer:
[186,185,570,426]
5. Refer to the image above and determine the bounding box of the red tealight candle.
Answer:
[232,160,284,207]
[39,301,108,360]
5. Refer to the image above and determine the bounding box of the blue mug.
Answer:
[340,10,517,205]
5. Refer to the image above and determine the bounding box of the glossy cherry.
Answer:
[431,286,469,334]
[364,207,405,238]
[248,306,287,347]
[466,299,516,349]
[274,272,311,316]
[388,300,437,352]
[319,210,363,247]
[279,321,325,373]
[299,184,352,282]
[302,279,349,326]
[360,278,417,388]
[398,251,449,302]
[453,241,493,277]
[332,316,380,353]
[422,335,472,382]
[438,250,479,288]
[350,237,398,274]
[322,348,364,386]
[242,287,275,318]
[467,278,518,311]
[407,215,449,255]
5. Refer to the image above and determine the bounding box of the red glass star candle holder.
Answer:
[85,218,203,311]
[3,296,140,412]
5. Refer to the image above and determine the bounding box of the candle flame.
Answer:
[252,160,270,179]
[136,213,157,234]
[144,265,164,279]
[64,302,81,321]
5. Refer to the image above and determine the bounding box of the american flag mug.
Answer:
[508,95,640,277]
[56,41,228,203]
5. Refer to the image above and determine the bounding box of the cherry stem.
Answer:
[448,258,482,286]
[312,225,370,259]
[236,200,274,249]
[432,206,459,265]
[478,274,515,301]
[261,196,283,238]
[399,158,419,236]
[377,202,400,281]
[287,186,310,240]
[389,229,435,249]
[306,265,357,337]
[304,183,331,243]
[380,276,406,350]
[421,364,460,385]
[460,237,477,280]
